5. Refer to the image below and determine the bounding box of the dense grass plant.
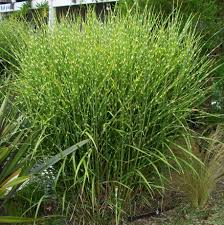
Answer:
[10,11,214,223]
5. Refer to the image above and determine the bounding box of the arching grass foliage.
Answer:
[9,11,214,223]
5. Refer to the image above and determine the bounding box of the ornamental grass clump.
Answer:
[0,18,30,76]
[174,125,224,209]
[12,11,213,223]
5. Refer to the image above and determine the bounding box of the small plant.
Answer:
[172,125,224,208]
[14,0,32,19]
[36,1,48,10]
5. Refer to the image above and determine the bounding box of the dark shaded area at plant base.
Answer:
[131,180,224,225]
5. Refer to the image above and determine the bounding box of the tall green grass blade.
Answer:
[0,217,42,224]
[30,139,90,174]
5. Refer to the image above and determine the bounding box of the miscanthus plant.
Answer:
[12,11,213,224]
[0,18,30,77]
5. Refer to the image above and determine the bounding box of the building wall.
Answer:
[0,0,116,13]
[56,2,114,21]
[0,0,116,23]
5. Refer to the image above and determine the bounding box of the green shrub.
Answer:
[12,12,213,223]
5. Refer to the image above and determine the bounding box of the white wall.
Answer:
[0,0,116,13]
